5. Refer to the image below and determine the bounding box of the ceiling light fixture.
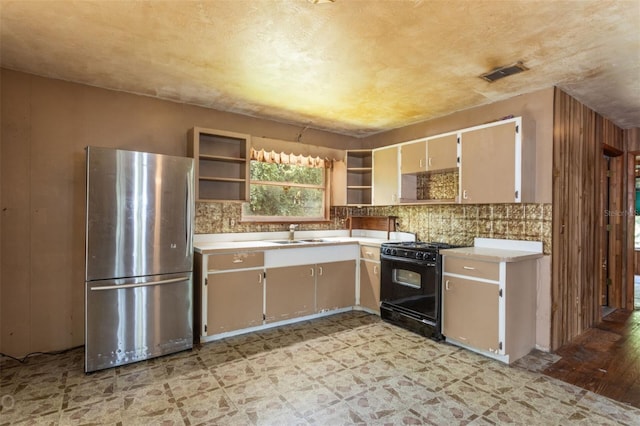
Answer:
[480,61,528,83]
[308,0,335,4]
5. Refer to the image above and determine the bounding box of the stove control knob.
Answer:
[415,252,423,259]
[391,249,397,256]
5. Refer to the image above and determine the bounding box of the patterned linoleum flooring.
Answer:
[2,311,640,425]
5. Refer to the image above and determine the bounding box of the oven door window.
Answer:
[393,269,421,289]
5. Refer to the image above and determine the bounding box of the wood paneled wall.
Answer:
[551,88,624,350]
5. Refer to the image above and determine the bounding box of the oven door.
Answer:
[380,255,439,322]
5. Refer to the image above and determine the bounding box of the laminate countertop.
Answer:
[440,246,544,263]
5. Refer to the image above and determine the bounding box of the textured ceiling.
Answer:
[1,0,639,137]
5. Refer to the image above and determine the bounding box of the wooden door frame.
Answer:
[602,144,624,310]
[624,151,639,311]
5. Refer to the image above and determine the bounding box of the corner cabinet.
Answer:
[459,117,534,203]
[187,127,250,201]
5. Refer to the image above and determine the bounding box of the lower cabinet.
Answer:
[194,251,265,338]
[359,244,381,312]
[316,260,356,312]
[442,276,499,352]
[265,264,316,322]
[442,252,538,364]
[266,260,356,322]
[195,244,362,341]
[207,269,264,335]
[359,260,380,312]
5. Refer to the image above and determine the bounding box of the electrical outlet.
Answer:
[229,218,235,227]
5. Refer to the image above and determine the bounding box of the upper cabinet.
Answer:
[400,133,458,175]
[459,117,533,204]
[400,139,427,174]
[187,127,250,202]
[373,145,400,205]
[400,133,459,203]
[427,133,458,171]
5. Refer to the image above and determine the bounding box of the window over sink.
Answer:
[241,160,329,222]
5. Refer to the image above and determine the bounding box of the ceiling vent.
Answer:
[480,62,528,83]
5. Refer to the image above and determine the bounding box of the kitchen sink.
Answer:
[269,239,330,244]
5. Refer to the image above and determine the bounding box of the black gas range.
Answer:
[379,241,463,339]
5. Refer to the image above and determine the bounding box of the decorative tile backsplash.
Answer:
[196,202,552,255]
[416,169,459,201]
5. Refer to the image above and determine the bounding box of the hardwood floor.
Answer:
[543,309,640,408]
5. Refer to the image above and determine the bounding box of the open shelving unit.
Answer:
[346,149,372,205]
[187,127,251,201]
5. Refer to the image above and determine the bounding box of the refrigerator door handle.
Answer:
[186,173,193,255]
[90,276,189,291]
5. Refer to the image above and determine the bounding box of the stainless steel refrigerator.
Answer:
[84,146,194,372]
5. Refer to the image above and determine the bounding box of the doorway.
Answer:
[600,146,624,316]
[633,155,640,310]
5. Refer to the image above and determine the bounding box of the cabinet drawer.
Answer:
[444,256,499,281]
[360,245,380,260]
[208,252,264,271]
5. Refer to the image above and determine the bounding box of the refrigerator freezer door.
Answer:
[85,272,193,372]
[85,147,194,281]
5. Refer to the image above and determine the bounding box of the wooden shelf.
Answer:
[347,215,397,239]
[199,154,246,163]
[188,127,251,202]
[346,150,373,205]
[200,176,247,183]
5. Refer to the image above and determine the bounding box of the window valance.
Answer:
[250,147,332,169]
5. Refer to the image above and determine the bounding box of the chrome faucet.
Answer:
[289,224,298,241]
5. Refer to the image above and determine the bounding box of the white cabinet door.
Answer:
[206,270,264,334]
[460,120,518,203]
[316,260,356,312]
[442,276,500,352]
[427,133,458,171]
[359,260,380,312]
[400,140,427,174]
[373,145,399,205]
[265,265,315,322]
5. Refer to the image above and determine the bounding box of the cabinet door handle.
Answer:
[462,190,469,200]
[365,251,373,257]
[463,266,476,270]
[374,265,378,275]
[258,273,262,284]
[445,279,450,291]
[428,157,432,167]
[419,159,424,168]
[232,259,244,263]
[310,267,314,277]
[318,266,323,276]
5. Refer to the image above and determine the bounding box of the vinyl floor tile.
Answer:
[2,311,639,425]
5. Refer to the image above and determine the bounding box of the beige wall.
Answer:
[0,69,359,357]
